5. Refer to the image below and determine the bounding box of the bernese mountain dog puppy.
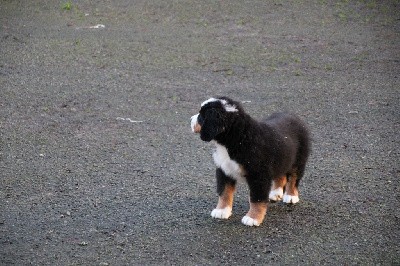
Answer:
[191,97,310,226]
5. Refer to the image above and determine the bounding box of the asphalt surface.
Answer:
[1,0,399,265]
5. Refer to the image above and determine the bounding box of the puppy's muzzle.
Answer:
[191,114,201,133]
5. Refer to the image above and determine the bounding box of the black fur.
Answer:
[197,97,310,203]
[216,168,236,195]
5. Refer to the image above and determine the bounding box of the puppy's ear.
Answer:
[200,109,225,142]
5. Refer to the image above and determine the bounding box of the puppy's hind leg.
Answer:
[283,172,300,204]
[269,175,287,202]
[284,131,310,204]
[211,168,236,219]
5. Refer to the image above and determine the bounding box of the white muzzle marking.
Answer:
[191,114,201,133]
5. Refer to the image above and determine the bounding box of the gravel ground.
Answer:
[1,0,399,265]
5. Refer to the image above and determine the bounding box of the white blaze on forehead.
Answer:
[201,98,219,107]
[201,98,238,112]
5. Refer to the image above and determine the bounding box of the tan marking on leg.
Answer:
[272,175,287,190]
[285,173,299,196]
[245,201,268,224]
[216,183,235,209]
[269,175,286,201]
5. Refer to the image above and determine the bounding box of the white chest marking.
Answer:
[213,143,244,180]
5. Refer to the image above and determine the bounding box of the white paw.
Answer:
[242,215,260,226]
[211,207,232,219]
[269,187,283,201]
[283,194,300,204]
[241,215,260,227]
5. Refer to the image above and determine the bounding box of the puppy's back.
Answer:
[262,112,308,136]
[262,112,310,156]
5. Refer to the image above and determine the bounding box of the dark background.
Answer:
[1,0,399,265]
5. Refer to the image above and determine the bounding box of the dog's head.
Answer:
[191,97,242,142]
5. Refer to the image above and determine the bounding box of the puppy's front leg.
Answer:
[242,201,268,226]
[211,168,236,219]
[242,180,269,226]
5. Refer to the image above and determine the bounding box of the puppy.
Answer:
[191,97,310,226]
